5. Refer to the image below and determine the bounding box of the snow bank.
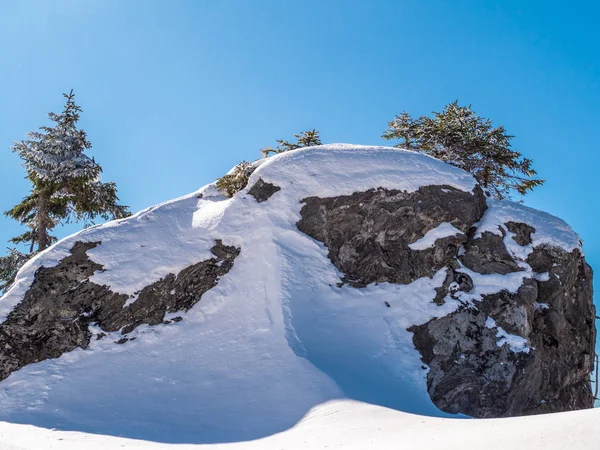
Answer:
[249,144,477,200]
[0,400,598,449]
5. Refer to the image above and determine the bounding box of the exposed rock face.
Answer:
[460,230,522,275]
[0,240,239,383]
[297,185,596,418]
[248,178,281,202]
[506,221,535,246]
[410,246,595,418]
[297,185,486,287]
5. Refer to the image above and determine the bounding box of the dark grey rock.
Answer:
[0,239,240,383]
[410,247,595,418]
[478,279,538,336]
[506,221,535,246]
[460,230,522,275]
[409,308,524,417]
[526,244,564,273]
[433,267,473,305]
[248,178,281,203]
[297,185,486,287]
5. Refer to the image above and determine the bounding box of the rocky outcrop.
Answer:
[0,164,594,421]
[297,185,486,287]
[506,221,535,246]
[410,246,595,418]
[460,230,522,275]
[297,185,596,418]
[248,178,281,203]
[0,240,239,383]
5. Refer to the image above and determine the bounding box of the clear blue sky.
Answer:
[0,1,598,301]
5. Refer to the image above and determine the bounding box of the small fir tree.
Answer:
[6,90,130,253]
[260,129,322,158]
[381,112,421,150]
[0,248,29,294]
[295,129,322,148]
[215,161,254,197]
[382,101,544,199]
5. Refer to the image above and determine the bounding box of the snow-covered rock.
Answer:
[0,145,595,444]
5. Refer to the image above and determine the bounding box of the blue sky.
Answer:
[0,1,598,297]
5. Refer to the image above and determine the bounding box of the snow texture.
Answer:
[0,400,598,449]
[408,222,463,250]
[485,317,530,353]
[474,199,582,254]
[0,145,588,447]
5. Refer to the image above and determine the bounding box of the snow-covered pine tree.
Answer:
[260,129,322,158]
[382,101,544,199]
[6,90,130,253]
[381,112,421,150]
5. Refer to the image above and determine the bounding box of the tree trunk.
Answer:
[481,166,490,189]
[37,192,50,252]
[29,234,36,254]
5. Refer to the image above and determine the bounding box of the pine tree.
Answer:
[215,161,254,197]
[296,129,322,148]
[381,112,421,150]
[382,101,544,199]
[260,129,322,158]
[6,90,130,253]
[0,248,29,294]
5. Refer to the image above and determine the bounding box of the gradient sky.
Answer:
[0,1,598,306]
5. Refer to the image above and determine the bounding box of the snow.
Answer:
[252,144,478,200]
[534,272,551,282]
[474,199,582,255]
[0,145,591,448]
[408,222,463,250]
[452,263,530,305]
[485,317,530,353]
[0,401,598,449]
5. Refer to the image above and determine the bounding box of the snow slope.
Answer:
[0,400,599,450]
[0,145,592,448]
